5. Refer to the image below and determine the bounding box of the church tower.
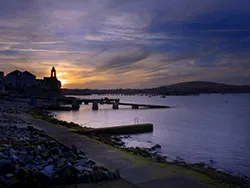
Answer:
[51,66,56,78]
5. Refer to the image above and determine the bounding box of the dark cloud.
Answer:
[0,0,250,88]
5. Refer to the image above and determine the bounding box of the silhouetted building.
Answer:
[4,67,61,96]
[22,71,36,87]
[35,67,61,96]
[4,70,22,88]
[51,66,56,78]
[5,70,36,88]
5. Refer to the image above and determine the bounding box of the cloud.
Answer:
[0,0,250,88]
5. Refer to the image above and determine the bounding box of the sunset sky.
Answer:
[0,0,250,88]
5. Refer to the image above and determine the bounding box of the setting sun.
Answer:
[56,72,69,88]
[60,79,68,87]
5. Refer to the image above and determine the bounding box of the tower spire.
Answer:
[51,66,56,78]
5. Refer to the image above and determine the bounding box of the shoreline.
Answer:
[30,108,250,187]
[0,100,124,187]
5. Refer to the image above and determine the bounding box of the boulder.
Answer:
[0,160,15,174]
[41,165,55,177]
[54,165,80,183]
[56,158,67,168]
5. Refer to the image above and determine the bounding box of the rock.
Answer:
[24,163,37,170]
[50,147,60,155]
[41,151,49,159]
[209,159,217,165]
[0,118,121,186]
[76,159,89,165]
[114,169,120,178]
[0,160,15,174]
[54,165,80,182]
[45,140,57,148]
[32,169,51,184]
[5,173,14,178]
[71,144,78,155]
[150,144,161,152]
[23,156,36,165]
[37,145,42,150]
[68,158,76,165]
[75,165,87,172]
[194,162,205,168]
[10,154,18,161]
[52,155,59,160]
[0,146,6,152]
[14,164,21,172]
[103,171,114,179]
[93,168,104,181]
[47,157,54,164]
[64,151,77,159]
[0,176,11,187]
[78,150,85,155]
[16,167,29,178]
[57,158,67,168]
[78,154,87,159]
[152,154,167,163]
[176,156,184,161]
[41,165,55,177]
[9,148,16,155]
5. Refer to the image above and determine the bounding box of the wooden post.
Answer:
[112,102,119,109]
[72,100,80,110]
[92,101,98,110]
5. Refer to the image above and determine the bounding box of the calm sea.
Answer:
[53,94,250,178]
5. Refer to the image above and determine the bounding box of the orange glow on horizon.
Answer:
[56,72,69,88]
[60,79,68,88]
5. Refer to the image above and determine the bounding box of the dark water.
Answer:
[53,94,250,178]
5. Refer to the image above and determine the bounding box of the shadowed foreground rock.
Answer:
[0,126,119,187]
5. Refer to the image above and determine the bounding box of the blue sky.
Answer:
[0,0,249,88]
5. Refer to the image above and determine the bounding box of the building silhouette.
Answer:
[3,67,62,96]
[5,70,36,88]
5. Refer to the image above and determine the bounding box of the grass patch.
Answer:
[84,137,229,188]
[32,113,43,119]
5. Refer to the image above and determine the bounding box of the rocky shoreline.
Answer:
[0,125,120,187]
[0,101,120,187]
[32,109,250,188]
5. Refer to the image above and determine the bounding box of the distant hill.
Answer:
[62,81,250,96]
[162,81,250,93]
[168,81,233,89]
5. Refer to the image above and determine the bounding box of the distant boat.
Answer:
[160,95,166,98]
